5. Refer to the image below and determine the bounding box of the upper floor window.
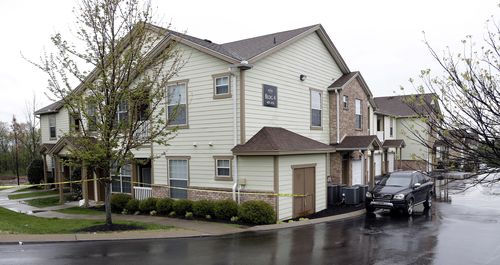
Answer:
[343,95,348,109]
[213,74,230,99]
[355,99,362,129]
[116,100,128,124]
[311,90,322,128]
[390,117,394,137]
[87,104,97,131]
[49,115,56,139]
[167,82,188,126]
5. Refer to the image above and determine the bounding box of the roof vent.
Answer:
[273,37,276,44]
[203,39,212,43]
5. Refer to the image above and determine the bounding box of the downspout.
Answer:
[232,70,238,201]
[335,89,340,143]
[231,61,252,202]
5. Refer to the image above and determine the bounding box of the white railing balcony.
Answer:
[134,121,150,140]
[376,131,384,141]
[133,186,152,200]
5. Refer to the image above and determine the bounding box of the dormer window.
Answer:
[49,115,56,140]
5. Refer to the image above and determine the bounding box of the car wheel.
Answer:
[406,198,414,216]
[424,193,432,209]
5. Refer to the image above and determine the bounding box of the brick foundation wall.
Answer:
[152,186,170,198]
[397,160,428,172]
[187,187,277,210]
[330,152,342,184]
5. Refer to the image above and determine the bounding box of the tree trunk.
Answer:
[82,164,88,208]
[104,180,112,226]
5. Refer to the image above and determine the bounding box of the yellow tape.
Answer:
[1,178,307,197]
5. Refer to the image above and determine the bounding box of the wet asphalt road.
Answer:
[1,185,500,265]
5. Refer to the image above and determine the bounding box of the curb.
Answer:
[0,208,366,245]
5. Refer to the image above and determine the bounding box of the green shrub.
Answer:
[27,159,44,184]
[213,199,238,221]
[110,194,132,213]
[125,199,140,213]
[192,200,215,218]
[156,198,174,215]
[172,199,193,216]
[185,212,194,219]
[139,197,158,213]
[239,200,276,225]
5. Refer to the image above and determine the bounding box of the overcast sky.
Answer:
[0,0,497,123]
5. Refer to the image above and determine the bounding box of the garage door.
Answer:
[293,167,315,218]
[374,153,382,176]
[388,153,395,173]
[352,159,363,185]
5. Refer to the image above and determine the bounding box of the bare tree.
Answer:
[23,94,41,162]
[29,0,185,226]
[406,18,500,185]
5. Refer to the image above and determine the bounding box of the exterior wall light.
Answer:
[300,74,307,81]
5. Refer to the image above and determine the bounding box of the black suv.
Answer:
[365,171,433,215]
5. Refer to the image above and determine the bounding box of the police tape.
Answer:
[1,178,307,197]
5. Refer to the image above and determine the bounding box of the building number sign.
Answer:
[262,84,278,108]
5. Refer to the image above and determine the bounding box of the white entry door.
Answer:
[374,153,382,176]
[352,159,363,185]
[388,153,395,172]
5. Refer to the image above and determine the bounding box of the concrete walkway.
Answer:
[0,186,366,244]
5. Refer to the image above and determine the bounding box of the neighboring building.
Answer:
[373,94,440,172]
[36,24,387,220]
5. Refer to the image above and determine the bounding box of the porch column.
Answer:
[42,153,48,190]
[55,156,64,204]
[81,163,89,207]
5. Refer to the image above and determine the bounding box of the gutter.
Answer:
[335,89,340,143]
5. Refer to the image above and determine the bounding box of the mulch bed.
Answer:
[76,224,146,233]
[305,203,365,220]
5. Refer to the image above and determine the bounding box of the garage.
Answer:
[351,159,363,185]
[374,153,382,176]
[388,152,395,172]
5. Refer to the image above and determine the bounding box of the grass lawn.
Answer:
[8,190,59,200]
[0,207,172,234]
[0,186,10,190]
[24,196,64,208]
[13,186,43,193]
[55,206,104,215]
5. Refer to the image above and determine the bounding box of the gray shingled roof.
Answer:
[374,93,437,117]
[332,135,381,150]
[34,100,64,115]
[232,127,334,155]
[382,139,406,148]
[221,25,318,60]
[328,72,358,89]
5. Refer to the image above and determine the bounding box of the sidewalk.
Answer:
[0,186,365,244]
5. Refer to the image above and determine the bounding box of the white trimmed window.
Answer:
[111,163,132,194]
[48,115,56,139]
[390,117,394,137]
[167,82,187,126]
[87,104,97,131]
[169,159,188,199]
[311,90,322,127]
[355,99,362,129]
[116,100,128,123]
[343,95,349,109]
[214,75,230,97]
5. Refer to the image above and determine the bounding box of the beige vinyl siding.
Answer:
[40,108,70,144]
[397,118,430,161]
[131,146,152,158]
[278,154,327,220]
[245,32,342,144]
[152,43,238,189]
[237,156,274,191]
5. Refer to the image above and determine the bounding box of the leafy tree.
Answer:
[406,17,500,185]
[29,0,184,226]
[27,159,44,184]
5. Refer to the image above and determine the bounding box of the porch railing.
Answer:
[134,122,150,140]
[133,186,152,200]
